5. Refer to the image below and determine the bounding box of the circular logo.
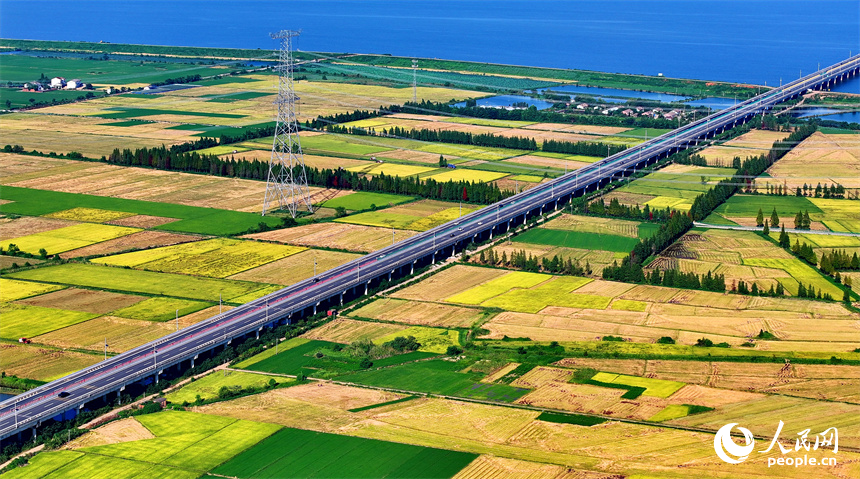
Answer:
[714,423,755,464]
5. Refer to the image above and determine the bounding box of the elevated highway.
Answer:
[2,54,858,444]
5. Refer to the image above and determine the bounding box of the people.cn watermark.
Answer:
[714,421,838,468]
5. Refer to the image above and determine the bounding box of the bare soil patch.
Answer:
[65,418,154,449]
[17,288,145,314]
[59,230,202,259]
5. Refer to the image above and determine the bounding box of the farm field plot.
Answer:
[302,318,408,344]
[11,411,281,479]
[212,426,477,479]
[0,303,99,339]
[0,278,64,302]
[612,164,736,211]
[263,382,408,412]
[16,287,144,314]
[337,360,530,401]
[246,222,419,253]
[393,265,508,301]
[350,298,489,328]
[320,191,415,210]
[0,152,331,216]
[807,197,860,233]
[374,326,461,353]
[58,230,202,259]
[710,194,827,229]
[165,370,291,404]
[7,263,274,302]
[514,228,640,253]
[92,238,305,278]
[764,132,860,189]
[653,228,844,298]
[1,185,281,235]
[590,372,685,398]
[33,315,184,353]
[540,213,658,238]
[111,297,213,321]
[450,275,601,314]
[346,162,439,178]
[0,215,77,239]
[0,343,100,381]
[0,222,140,255]
[334,199,480,231]
[446,271,552,305]
[479,242,622,277]
[698,129,788,166]
[426,168,509,183]
[44,207,136,223]
[228,249,361,285]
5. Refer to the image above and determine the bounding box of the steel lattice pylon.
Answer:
[262,30,312,218]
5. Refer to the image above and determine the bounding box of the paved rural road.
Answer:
[2,54,859,442]
[695,222,860,237]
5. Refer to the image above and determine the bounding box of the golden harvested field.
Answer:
[193,390,860,478]
[522,123,631,136]
[392,265,508,301]
[104,215,179,228]
[453,455,599,479]
[33,315,181,353]
[554,358,860,404]
[93,238,305,278]
[511,366,574,389]
[334,199,480,232]
[542,214,643,238]
[0,256,42,269]
[350,298,488,328]
[0,343,100,381]
[301,318,407,344]
[1,154,334,213]
[246,222,418,252]
[765,132,860,189]
[228,249,361,285]
[59,230,202,259]
[65,418,154,450]
[482,363,521,383]
[263,382,406,411]
[698,129,788,165]
[0,278,64,302]
[0,215,77,238]
[16,287,144,314]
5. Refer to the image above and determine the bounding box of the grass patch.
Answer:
[204,91,272,102]
[212,427,478,479]
[301,134,393,155]
[44,207,136,223]
[111,297,212,322]
[373,327,461,354]
[0,186,281,235]
[7,263,275,302]
[714,194,822,218]
[320,192,414,210]
[536,412,607,426]
[98,108,246,120]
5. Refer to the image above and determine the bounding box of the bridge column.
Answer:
[410,261,415,275]
[313,302,319,315]
[364,282,369,295]
[340,291,345,305]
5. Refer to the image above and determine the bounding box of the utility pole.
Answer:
[104,338,107,360]
[263,29,312,218]
[175,309,178,331]
[412,59,418,102]
[219,293,222,314]
[313,256,317,276]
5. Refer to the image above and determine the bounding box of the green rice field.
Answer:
[0,303,98,339]
[515,228,640,253]
[111,297,213,322]
[212,427,478,479]
[320,192,415,210]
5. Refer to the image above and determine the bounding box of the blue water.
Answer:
[793,107,860,123]
[538,85,689,102]
[1,1,858,86]
[686,97,740,111]
[0,393,15,401]
[454,95,554,110]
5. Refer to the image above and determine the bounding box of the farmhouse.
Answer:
[65,79,83,89]
[50,77,66,89]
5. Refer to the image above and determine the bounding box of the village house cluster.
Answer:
[22,77,90,92]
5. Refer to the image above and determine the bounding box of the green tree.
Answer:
[794,211,803,229]
[770,208,779,228]
[762,219,769,236]
[802,210,811,229]
[755,208,764,227]
[778,225,790,248]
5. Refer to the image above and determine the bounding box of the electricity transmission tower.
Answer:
[412,59,418,102]
[262,30,312,218]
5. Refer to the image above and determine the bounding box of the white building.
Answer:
[50,77,66,89]
[65,79,82,90]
